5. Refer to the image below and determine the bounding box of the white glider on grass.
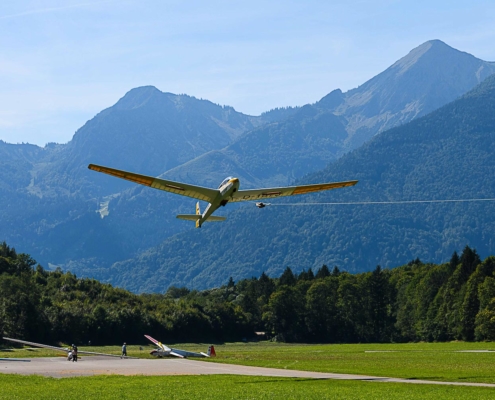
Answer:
[144,335,215,358]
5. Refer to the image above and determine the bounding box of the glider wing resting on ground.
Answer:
[88,164,358,228]
[2,337,135,360]
[144,335,215,358]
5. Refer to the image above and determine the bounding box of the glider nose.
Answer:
[229,178,240,190]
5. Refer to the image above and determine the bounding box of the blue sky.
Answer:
[1,0,494,146]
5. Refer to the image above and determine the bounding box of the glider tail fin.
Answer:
[196,202,201,228]
[176,203,203,227]
[200,345,216,357]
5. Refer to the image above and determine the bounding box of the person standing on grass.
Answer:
[122,342,127,358]
[72,344,78,362]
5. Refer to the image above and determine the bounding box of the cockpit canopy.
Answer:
[218,177,234,189]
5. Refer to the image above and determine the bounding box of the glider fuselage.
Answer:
[199,177,239,226]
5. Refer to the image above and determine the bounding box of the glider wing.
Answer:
[2,337,136,358]
[230,180,358,202]
[144,335,171,352]
[88,164,219,203]
[3,337,67,353]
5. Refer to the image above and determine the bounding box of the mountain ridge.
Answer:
[161,40,495,191]
[94,74,495,292]
[1,40,494,287]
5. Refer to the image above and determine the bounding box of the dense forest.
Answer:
[2,241,495,346]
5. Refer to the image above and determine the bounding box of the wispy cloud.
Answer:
[0,0,117,20]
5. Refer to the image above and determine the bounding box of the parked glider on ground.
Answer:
[144,335,215,358]
[88,164,358,228]
[2,337,135,360]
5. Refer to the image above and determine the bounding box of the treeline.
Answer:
[2,241,495,345]
[0,241,250,345]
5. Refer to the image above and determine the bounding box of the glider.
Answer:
[88,164,358,228]
[2,337,136,360]
[144,335,215,358]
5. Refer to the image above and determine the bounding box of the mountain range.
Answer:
[161,40,495,189]
[1,39,495,291]
[96,73,495,292]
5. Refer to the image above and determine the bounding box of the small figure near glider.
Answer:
[69,344,78,362]
[88,164,358,228]
[144,335,215,358]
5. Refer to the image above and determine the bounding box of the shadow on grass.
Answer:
[458,376,485,380]
[405,377,443,380]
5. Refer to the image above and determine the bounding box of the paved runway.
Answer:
[1,356,495,388]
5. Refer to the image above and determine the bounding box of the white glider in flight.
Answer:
[88,164,358,228]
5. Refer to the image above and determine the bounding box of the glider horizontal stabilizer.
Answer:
[176,214,201,221]
[176,215,226,222]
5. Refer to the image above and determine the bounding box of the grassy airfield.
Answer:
[2,342,495,399]
[1,374,495,400]
[206,341,495,384]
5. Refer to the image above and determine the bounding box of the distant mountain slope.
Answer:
[97,74,495,292]
[162,105,348,188]
[0,87,276,265]
[337,40,495,149]
[162,40,495,189]
[0,141,45,191]
[34,86,270,197]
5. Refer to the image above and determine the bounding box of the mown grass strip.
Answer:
[1,374,495,400]
[203,342,495,384]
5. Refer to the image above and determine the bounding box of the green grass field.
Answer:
[205,341,495,384]
[2,341,495,383]
[0,374,494,400]
[2,341,495,398]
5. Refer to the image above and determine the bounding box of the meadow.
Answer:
[1,374,495,400]
[2,341,495,399]
[206,341,495,384]
[2,341,495,383]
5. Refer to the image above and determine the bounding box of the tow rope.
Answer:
[255,198,495,208]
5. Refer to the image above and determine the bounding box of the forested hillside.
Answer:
[2,242,495,345]
[100,73,495,292]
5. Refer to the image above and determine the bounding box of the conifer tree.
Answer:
[279,267,296,286]
[316,265,330,279]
